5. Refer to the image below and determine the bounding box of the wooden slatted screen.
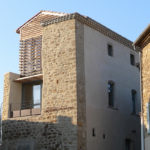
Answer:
[19,35,42,76]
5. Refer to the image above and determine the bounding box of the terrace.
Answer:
[9,75,42,118]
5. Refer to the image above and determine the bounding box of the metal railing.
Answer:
[9,101,41,118]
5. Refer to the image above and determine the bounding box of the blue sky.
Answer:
[0,0,149,103]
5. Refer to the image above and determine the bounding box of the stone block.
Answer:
[13,110,20,117]
[32,108,41,115]
[21,109,31,117]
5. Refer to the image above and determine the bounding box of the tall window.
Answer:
[108,81,114,107]
[22,80,42,109]
[131,90,136,114]
[92,128,96,137]
[33,84,41,108]
[130,54,135,65]
[125,139,132,150]
[107,44,113,56]
[146,102,150,133]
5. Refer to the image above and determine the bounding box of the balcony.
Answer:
[9,102,41,118]
[9,79,42,118]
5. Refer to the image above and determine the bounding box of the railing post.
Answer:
[30,103,32,116]
[20,107,21,117]
[9,104,12,118]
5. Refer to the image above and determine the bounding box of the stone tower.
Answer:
[2,11,86,150]
[134,25,150,150]
[2,11,141,150]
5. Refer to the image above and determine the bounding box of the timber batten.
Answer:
[14,74,43,83]
[18,11,67,77]
[19,35,42,76]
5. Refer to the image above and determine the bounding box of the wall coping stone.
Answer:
[41,13,134,50]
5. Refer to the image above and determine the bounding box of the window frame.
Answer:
[108,80,115,107]
[92,128,96,137]
[147,102,150,134]
[107,44,113,57]
[131,89,136,114]
[22,80,42,109]
[125,138,133,150]
[130,54,135,66]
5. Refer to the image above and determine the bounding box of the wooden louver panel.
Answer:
[19,35,42,76]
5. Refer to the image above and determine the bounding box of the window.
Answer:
[102,134,106,139]
[22,80,42,109]
[146,102,150,134]
[125,139,133,150]
[131,90,136,114]
[130,54,135,65]
[92,128,96,137]
[33,84,41,108]
[108,81,114,107]
[107,44,113,56]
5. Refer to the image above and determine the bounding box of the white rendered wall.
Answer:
[84,25,141,150]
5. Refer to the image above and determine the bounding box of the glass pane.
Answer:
[130,54,135,65]
[132,90,136,114]
[108,82,114,107]
[33,85,41,108]
[22,84,33,109]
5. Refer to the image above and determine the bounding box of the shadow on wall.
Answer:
[1,116,76,150]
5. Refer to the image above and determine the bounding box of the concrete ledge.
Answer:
[32,108,41,115]
[13,110,20,117]
[21,109,31,117]
[12,108,41,118]
[14,74,43,83]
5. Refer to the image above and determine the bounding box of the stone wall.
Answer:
[75,20,86,150]
[2,19,86,150]
[2,72,22,120]
[2,117,75,150]
[141,43,150,136]
[42,18,78,150]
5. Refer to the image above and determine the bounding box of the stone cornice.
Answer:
[133,24,150,49]
[139,33,150,49]
[41,13,134,50]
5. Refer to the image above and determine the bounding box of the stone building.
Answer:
[2,11,141,150]
[134,25,150,150]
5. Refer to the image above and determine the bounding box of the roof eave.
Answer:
[16,10,67,34]
[41,12,133,50]
[133,24,150,47]
[16,11,42,34]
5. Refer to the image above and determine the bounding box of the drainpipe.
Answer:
[139,51,145,150]
[133,44,144,150]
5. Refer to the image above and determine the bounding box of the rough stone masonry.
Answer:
[2,19,86,150]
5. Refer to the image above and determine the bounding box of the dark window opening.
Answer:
[107,44,113,56]
[130,54,135,65]
[131,90,136,114]
[125,139,133,150]
[92,128,96,137]
[22,80,42,109]
[108,81,114,107]
[102,134,106,139]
